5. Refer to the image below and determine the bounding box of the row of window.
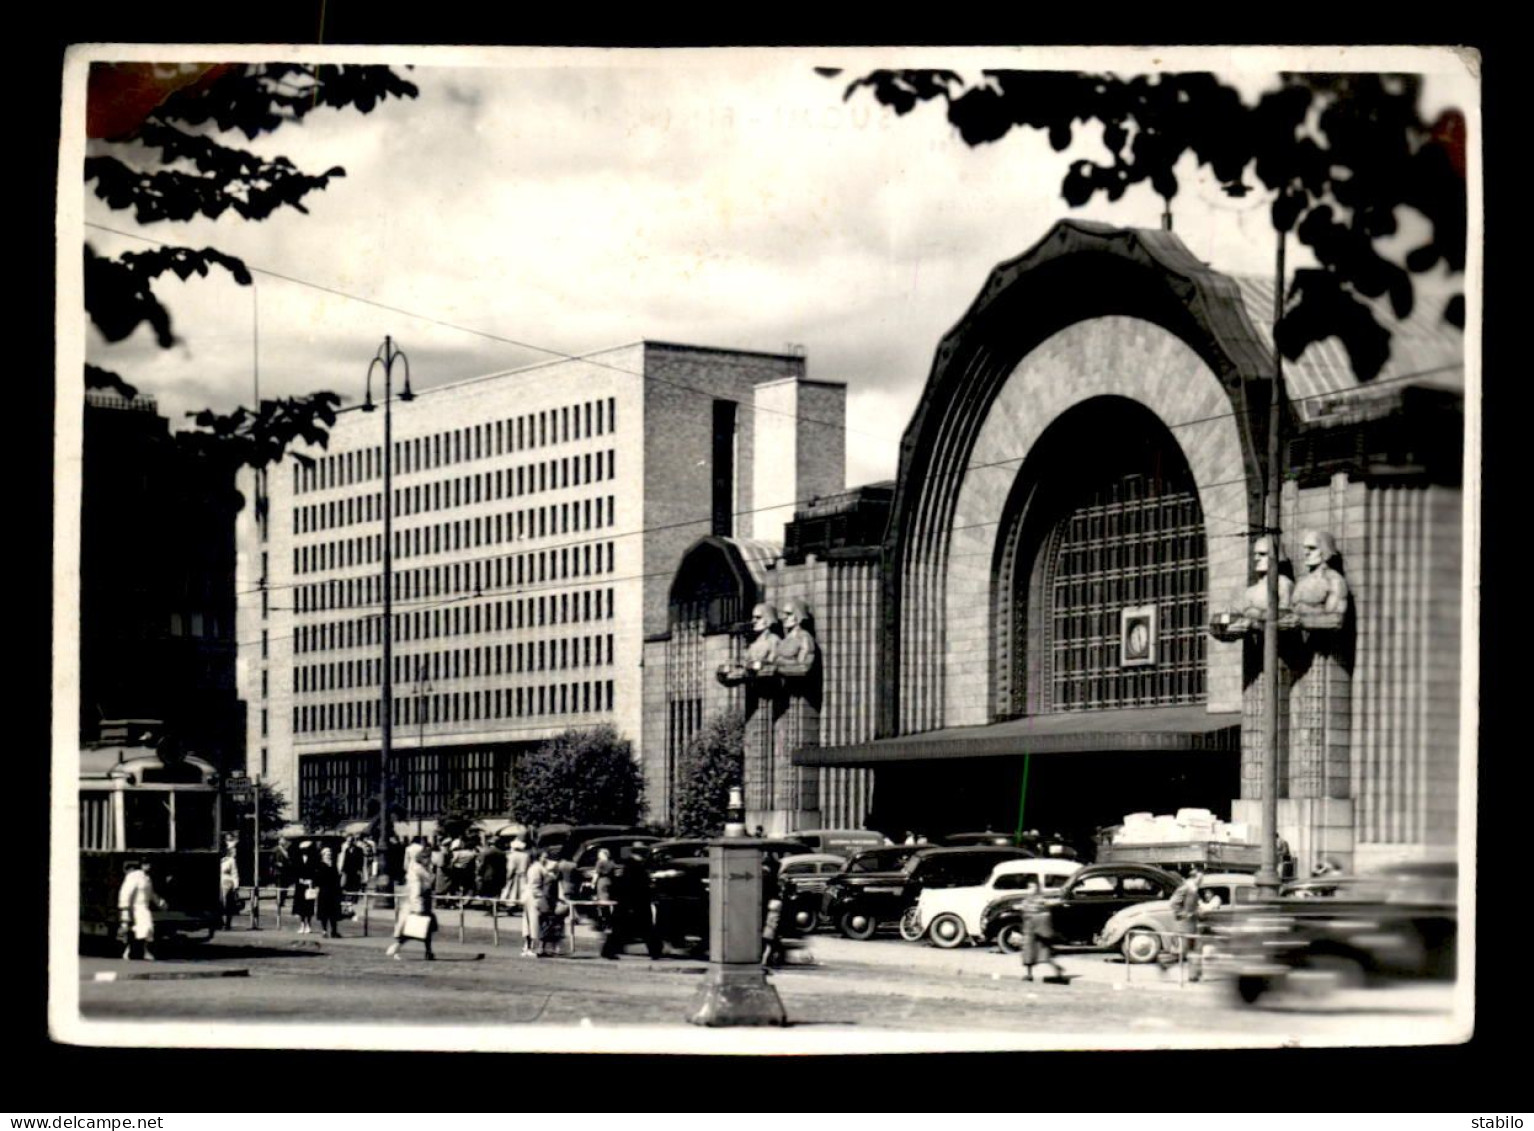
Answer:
[296,494,617,576]
[293,449,617,536]
[296,538,617,615]
[293,679,616,733]
[294,587,617,655]
[295,633,617,692]
[294,397,619,496]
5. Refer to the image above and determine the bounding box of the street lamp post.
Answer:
[364,336,413,877]
[1256,231,1288,895]
[414,657,431,839]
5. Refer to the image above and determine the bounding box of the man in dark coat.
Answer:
[600,844,663,960]
[477,838,508,902]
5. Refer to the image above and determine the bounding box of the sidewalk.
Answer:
[224,900,1216,996]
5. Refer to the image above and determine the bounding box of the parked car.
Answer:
[981,862,1182,953]
[569,835,663,894]
[915,858,1082,948]
[648,848,811,957]
[649,856,711,957]
[532,824,643,860]
[1214,859,1458,1003]
[1095,872,1259,963]
[824,845,1033,941]
[775,853,848,932]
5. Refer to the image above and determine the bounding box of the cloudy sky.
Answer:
[68,46,1476,489]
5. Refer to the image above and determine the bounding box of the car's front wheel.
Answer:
[1121,927,1162,964]
[897,907,924,942]
[927,913,967,949]
[994,921,1026,955]
[837,909,878,941]
[1235,974,1270,1004]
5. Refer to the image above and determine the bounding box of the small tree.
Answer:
[300,789,348,834]
[509,725,644,830]
[225,780,289,840]
[434,790,479,843]
[671,711,745,838]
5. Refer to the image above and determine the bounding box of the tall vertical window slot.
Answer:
[711,398,737,536]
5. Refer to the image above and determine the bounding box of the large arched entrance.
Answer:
[994,396,1208,720]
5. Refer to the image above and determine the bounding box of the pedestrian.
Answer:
[219,842,241,931]
[338,836,366,893]
[117,860,166,960]
[522,849,551,957]
[600,843,662,960]
[592,847,617,930]
[504,838,529,906]
[538,852,570,956]
[386,842,437,960]
[293,841,318,935]
[760,854,786,968]
[1019,884,1068,984]
[477,837,508,906]
[314,846,345,938]
[359,835,377,882]
[432,838,454,896]
[273,836,293,887]
[1168,864,1206,981]
[385,835,405,884]
[451,837,478,895]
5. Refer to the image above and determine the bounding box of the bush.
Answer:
[671,711,745,838]
[510,725,644,829]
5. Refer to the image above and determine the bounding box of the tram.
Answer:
[78,729,225,942]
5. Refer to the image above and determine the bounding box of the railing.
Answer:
[1119,928,1208,987]
[232,887,615,954]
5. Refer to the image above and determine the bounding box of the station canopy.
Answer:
[791,705,1240,766]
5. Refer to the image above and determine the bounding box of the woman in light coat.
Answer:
[219,845,241,931]
[385,842,436,960]
[522,849,550,958]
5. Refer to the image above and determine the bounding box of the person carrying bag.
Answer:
[386,843,437,961]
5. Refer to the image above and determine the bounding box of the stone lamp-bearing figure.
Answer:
[1210,535,1294,641]
[1292,529,1350,633]
[717,603,783,686]
[773,598,819,680]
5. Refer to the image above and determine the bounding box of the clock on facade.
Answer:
[1120,605,1157,667]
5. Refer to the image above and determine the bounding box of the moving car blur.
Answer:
[1213,859,1458,1003]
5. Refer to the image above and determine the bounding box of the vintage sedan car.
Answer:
[775,853,848,933]
[1214,859,1458,1003]
[1095,872,1259,963]
[824,845,1033,940]
[915,858,1081,948]
[570,835,664,891]
[981,862,1182,953]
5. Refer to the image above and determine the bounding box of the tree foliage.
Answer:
[671,711,745,838]
[85,62,419,465]
[509,725,645,830]
[839,69,1467,380]
[300,789,349,834]
[434,790,481,843]
[225,780,290,842]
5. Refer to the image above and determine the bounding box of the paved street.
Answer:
[71,913,1467,1051]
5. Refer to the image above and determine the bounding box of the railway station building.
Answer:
[658,220,1466,871]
